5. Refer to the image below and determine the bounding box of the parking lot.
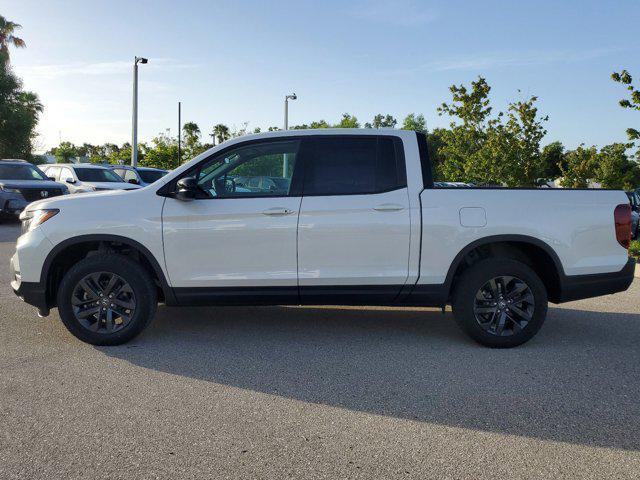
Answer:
[1,221,639,479]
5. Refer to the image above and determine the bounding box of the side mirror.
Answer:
[47,176,56,181]
[128,178,140,185]
[174,176,199,201]
[65,177,76,184]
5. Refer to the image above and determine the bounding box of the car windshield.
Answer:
[0,164,48,181]
[75,167,123,183]
[138,169,167,183]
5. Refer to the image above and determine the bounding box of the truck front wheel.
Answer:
[56,254,158,345]
[452,258,548,348]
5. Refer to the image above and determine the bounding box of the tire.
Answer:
[452,258,548,348]
[56,254,157,345]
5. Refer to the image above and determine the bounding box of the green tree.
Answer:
[51,141,79,163]
[497,96,549,186]
[0,15,26,63]
[437,77,548,186]
[365,114,397,129]
[0,16,42,161]
[182,121,207,160]
[611,70,640,157]
[212,123,230,145]
[559,145,598,188]
[309,120,330,129]
[402,113,427,132]
[436,77,498,184]
[539,141,565,181]
[334,113,360,128]
[141,132,180,170]
[596,143,640,190]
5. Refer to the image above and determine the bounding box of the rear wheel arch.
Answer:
[444,235,565,303]
[42,234,175,308]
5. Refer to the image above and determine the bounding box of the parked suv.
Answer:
[41,163,142,193]
[110,165,169,187]
[11,130,635,348]
[0,159,68,218]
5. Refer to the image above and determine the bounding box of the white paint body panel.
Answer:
[25,187,167,282]
[298,188,411,286]
[418,188,630,284]
[162,196,301,287]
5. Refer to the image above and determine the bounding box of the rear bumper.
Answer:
[556,258,636,303]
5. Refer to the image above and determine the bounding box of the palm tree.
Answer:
[0,15,26,63]
[212,124,230,145]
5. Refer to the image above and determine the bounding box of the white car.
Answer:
[41,163,142,193]
[11,129,635,347]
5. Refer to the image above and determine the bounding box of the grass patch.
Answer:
[630,239,640,260]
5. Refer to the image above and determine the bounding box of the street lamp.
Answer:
[131,56,148,167]
[284,93,297,130]
[283,93,297,178]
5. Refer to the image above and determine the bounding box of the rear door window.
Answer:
[302,136,406,196]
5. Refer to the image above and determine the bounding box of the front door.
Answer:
[162,138,303,304]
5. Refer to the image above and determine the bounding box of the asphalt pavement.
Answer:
[1,220,639,479]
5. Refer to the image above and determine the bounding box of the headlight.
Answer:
[0,185,21,194]
[19,209,59,234]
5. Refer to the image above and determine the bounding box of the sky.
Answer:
[6,0,640,152]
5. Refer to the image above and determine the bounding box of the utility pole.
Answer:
[131,56,148,167]
[177,101,181,165]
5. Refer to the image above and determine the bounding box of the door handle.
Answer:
[262,207,295,216]
[373,203,404,212]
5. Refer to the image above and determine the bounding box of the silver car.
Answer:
[110,165,169,187]
[41,163,142,194]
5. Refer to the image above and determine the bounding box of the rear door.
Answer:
[297,135,411,304]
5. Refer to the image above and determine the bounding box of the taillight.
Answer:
[614,204,632,249]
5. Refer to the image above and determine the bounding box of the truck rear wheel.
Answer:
[452,258,548,348]
[56,254,157,345]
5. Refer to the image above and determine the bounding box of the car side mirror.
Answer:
[65,177,76,184]
[128,178,140,185]
[47,176,56,181]
[174,176,199,201]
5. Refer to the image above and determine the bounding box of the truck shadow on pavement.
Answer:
[99,304,640,451]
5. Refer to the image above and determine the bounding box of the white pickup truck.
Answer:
[10,129,635,347]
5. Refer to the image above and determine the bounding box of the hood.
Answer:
[0,179,67,189]
[26,187,138,210]
[85,181,142,190]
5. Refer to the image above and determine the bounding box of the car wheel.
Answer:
[56,254,157,345]
[452,258,548,348]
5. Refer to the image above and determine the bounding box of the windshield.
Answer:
[138,169,167,183]
[0,164,48,181]
[75,167,123,183]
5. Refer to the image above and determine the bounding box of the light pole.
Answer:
[131,56,148,167]
[284,93,297,130]
[283,93,297,178]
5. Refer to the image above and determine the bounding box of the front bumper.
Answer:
[10,253,49,314]
[557,257,636,303]
[10,227,55,315]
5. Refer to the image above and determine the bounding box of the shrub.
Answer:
[630,240,640,260]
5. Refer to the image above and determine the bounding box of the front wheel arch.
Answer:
[42,235,176,308]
